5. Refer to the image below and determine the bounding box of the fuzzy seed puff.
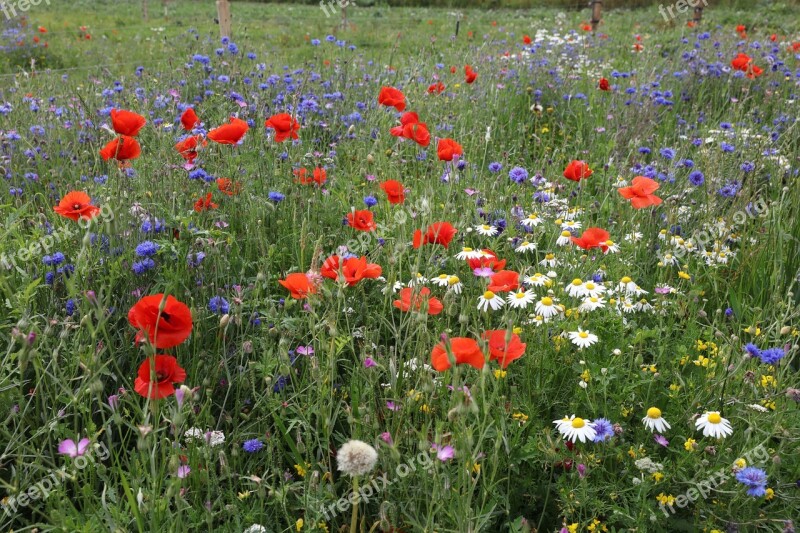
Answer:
[336,440,378,476]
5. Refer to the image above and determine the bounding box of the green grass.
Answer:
[0,2,799,533]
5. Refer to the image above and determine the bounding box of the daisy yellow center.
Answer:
[571,279,582,286]
[585,282,595,289]
[481,225,491,230]
[462,247,473,252]
[515,292,526,299]
[438,274,448,279]
[647,407,661,419]
[541,297,553,306]
[448,276,460,285]
[545,253,555,260]
[483,290,496,300]
[521,241,530,246]
[555,219,563,225]
[621,276,632,284]
[579,332,589,339]
[719,252,726,257]
[589,297,598,302]
[529,214,538,219]
[561,231,571,237]
[571,417,585,428]
[707,413,722,424]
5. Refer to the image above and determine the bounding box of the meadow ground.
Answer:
[1,1,800,532]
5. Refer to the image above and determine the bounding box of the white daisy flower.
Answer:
[553,415,596,443]
[581,281,606,298]
[447,275,463,294]
[515,240,537,253]
[431,274,450,287]
[520,213,543,228]
[602,239,620,254]
[474,224,499,236]
[526,314,546,327]
[695,411,733,439]
[535,296,561,318]
[619,298,637,314]
[617,276,641,295]
[381,280,405,295]
[507,289,536,309]
[635,299,654,312]
[659,253,679,266]
[625,231,644,242]
[477,290,505,312]
[642,407,671,433]
[539,253,560,268]
[408,273,428,286]
[525,272,550,287]
[578,296,606,312]
[568,328,599,349]
[556,230,573,246]
[565,278,585,298]
[455,247,485,260]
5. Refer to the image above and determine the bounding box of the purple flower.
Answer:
[243,439,264,453]
[296,345,314,356]
[590,418,614,442]
[433,444,455,461]
[473,267,494,277]
[654,434,669,447]
[577,463,586,478]
[58,438,91,458]
[509,166,529,184]
[177,465,191,479]
[380,432,393,446]
[759,348,785,365]
[744,343,761,358]
[363,357,377,368]
[735,467,767,497]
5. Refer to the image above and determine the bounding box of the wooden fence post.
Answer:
[142,0,148,21]
[217,0,232,39]
[590,0,603,32]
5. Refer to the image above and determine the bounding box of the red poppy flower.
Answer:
[110,109,146,137]
[581,23,592,31]
[279,272,317,299]
[563,160,593,182]
[464,65,478,84]
[380,180,405,204]
[790,42,800,53]
[450,66,457,74]
[100,135,141,161]
[53,191,100,221]
[347,210,377,232]
[377,86,406,111]
[294,167,327,186]
[207,117,249,145]
[618,176,662,209]
[181,108,200,131]
[598,77,610,91]
[431,337,485,371]
[216,178,242,196]
[134,355,187,400]
[437,138,463,161]
[413,222,457,249]
[128,294,193,349]
[403,121,431,147]
[736,24,746,33]
[390,112,420,137]
[570,227,610,251]
[487,270,520,293]
[523,35,532,44]
[193,193,218,212]
[770,34,777,42]
[393,287,443,315]
[340,256,382,286]
[265,113,300,142]
[320,255,341,281]
[467,249,506,272]
[482,330,526,368]
[687,21,696,28]
[38,26,47,33]
[427,82,445,94]
[174,135,206,162]
[730,53,763,78]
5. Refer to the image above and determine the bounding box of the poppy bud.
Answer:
[219,314,231,328]
[781,326,791,335]
[367,153,375,163]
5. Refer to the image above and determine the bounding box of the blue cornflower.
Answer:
[242,439,264,453]
[688,170,705,186]
[208,296,230,314]
[718,181,740,198]
[227,43,238,54]
[132,258,155,275]
[325,35,336,42]
[488,162,502,173]
[363,196,378,208]
[311,39,321,46]
[65,299,76,316]
[735,467,768,497]
[591,418,615,442]
[744,343,761,358]
[759,348,785,365]
[135,241,159,257]
[509,166,529,184]
[721,142,735,153]
[659,147,675,160]
[268,192,285,202]
[638,146,652,155]
[188,252,206,267]
[741,161,755,173]
[273,375,289,392]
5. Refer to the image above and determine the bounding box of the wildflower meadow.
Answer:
[1,0,799,531]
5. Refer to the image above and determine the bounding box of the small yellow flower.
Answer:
[493,369,507,379]
[296,518,304,531]
[294,463,310,478]
[512,326,523,335]
[512,412,529,423]
[684,438,696,452]
[761,399,776,410]
[540,127,550,133]
[765,487,775,501]
[420,404,430,413]
[566,524,578,533]
[669,383,681,392]
[652,472,664,482]
[678,271,690,280]
[656,493,676,506]
[761,375,776,388]
[734,458,747,469]
[580,369,591,382]
[472,463,481,474]
[238,490,251,500]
